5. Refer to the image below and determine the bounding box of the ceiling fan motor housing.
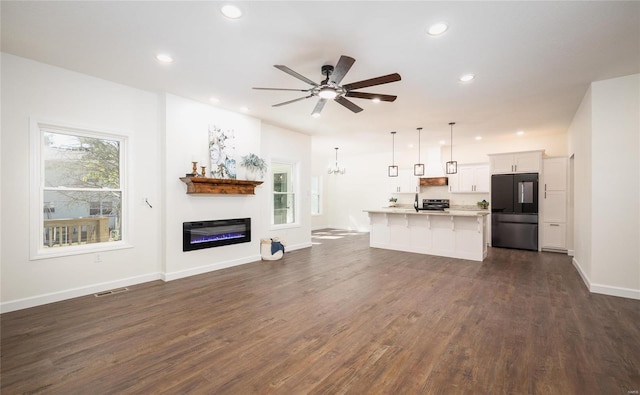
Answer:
[321,64,334,77]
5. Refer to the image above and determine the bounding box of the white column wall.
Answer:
[567,86,593,284]
[590,74,640,294]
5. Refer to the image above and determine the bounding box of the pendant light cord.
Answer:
[449,122,455,161]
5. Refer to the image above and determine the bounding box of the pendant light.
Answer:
[388,131,398,177]
[414,127,425,176]
[328,147,346,175]
[446,122,457,174]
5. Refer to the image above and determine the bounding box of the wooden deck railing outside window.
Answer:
[43,217,110,247]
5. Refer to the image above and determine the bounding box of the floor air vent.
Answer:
[94,288,129,297]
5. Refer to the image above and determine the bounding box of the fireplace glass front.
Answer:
[183,218,251,252]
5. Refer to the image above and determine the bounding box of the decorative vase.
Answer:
[245,168,259,181]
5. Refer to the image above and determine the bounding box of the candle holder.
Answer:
[200,166,206,177]
[186,161,198,177]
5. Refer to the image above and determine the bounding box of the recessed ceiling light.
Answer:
[459,73,475,82]
[427,22,448,36]
[209,97,220,104]
[155,53,173,63]
[372,98,381,103]
[311,112,321,118]
[439,140,446,145]
[221,4,242,19]
[408,143,414,149]
[475,136,482,141]
[517,130,525,136]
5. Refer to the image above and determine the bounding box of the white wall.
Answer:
[161,95,313,281]
[590,74,639,294]
[568,86,593,284]
[568,73,640,299]
[1,53,163,311]
[162,94,265,280]
[261,123,312,247]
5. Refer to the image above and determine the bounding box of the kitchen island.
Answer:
[364,208,490,261]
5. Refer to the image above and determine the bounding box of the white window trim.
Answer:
[311,174,322,216]
[29,118,132,260]
[270,158,301,230]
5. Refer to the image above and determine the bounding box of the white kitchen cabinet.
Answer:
[543,157,567,191]
[541,222,566,250]
[542,190,566,223]
[389,169,419,194]
[489,151,542,174]
[450,164,490,193]
[541,157,568,251]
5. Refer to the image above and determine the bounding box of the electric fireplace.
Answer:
[183,218,251,252]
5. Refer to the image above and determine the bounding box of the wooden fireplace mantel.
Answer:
[179,177,263,195]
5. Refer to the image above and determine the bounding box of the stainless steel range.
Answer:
[414,195,450,212]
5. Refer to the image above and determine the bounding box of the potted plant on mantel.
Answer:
[240,153,267,181]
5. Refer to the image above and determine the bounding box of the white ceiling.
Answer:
[2,1,639,156]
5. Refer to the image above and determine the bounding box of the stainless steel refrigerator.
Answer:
[491,173,539,251]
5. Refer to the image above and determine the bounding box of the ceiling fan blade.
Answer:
[312,98,327,115]
[342,73,402,91]
[253,87,310,92]
[345,91,397,102]
[330,55,356,85]
[335,96,363,113]
[274,65,318,86]
[273,95,314,107]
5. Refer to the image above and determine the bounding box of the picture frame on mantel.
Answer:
[208,124,236,179]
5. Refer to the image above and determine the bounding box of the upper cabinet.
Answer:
[489,151,543,174]
[543,157,567,191]
[450,164,490,193]
[389,169,419,193]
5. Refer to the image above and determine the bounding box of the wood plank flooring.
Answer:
[2,229,639,394]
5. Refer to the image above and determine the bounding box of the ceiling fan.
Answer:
[253,55,401,115]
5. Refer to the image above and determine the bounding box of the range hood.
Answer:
[419,177,448,186]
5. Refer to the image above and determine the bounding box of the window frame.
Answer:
[270,159,300,229]
[311,175,322,216]
[30,118,132,260]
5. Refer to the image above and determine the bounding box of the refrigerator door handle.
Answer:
[518,181,534,204]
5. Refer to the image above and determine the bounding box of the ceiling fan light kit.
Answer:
[253,55,401,116]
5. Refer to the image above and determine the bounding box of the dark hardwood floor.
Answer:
[2,229,639,394]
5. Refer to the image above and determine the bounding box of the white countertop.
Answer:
[364,208,490,216]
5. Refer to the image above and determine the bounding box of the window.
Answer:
[272,161,297,226]
[31,120,127,258]
[311,175,321,215]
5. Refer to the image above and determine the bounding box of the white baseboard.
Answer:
[590,283,640,300]
[162,255,262,281]
[284,241,313,251]
[0,273,163,314]
[572,257,640,300]
[567,249,575,256]
[572,257,591,291]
